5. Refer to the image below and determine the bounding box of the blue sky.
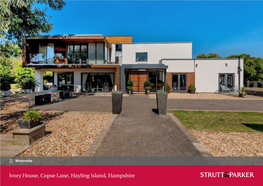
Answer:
[40,1,263,58]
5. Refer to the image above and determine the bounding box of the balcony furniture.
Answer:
[59,91,70,99]
[35,94,51,105]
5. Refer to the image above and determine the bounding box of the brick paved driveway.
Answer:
[94,95,202,157]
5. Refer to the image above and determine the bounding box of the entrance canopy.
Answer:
[120,64,168,92]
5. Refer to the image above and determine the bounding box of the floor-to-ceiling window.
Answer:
[81,73,115,92]
[219,73,234,92]
[171,74,187,92]
[67,43,105,65]
[58,73,74,91]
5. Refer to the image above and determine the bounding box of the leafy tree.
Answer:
[15,61,35,80]
[0,0,66,57]
[196,53,222,58]
[226,54,263,83]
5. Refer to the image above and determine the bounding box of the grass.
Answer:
[169,110,263,133]
[11,84,21,90]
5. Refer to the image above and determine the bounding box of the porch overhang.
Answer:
[120,64,168,92]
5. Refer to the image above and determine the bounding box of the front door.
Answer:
[129,71,148,92]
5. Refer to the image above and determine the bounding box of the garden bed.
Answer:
[18,113,112,157]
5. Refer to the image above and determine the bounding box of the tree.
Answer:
[196,53,222,59]
[226,54,263,83]
[15,61,35,80]
[0,0,66,56]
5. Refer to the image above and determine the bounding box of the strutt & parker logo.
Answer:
[200,171,254,178]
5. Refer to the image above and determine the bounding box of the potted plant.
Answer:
[18,110,42,129]
[144,81,151,95]
[0,75,11,97]
[189,84,196,94]
[17,76,40,93]
[166,83,171,93]
[112,90,123,114]
[239,86,246,98]
[156,90,167,115]
[127,80,134,95]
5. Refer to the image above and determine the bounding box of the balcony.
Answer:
[28,53,117,65]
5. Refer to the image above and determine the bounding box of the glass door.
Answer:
[172,74,187,92]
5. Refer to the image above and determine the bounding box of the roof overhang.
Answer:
[121,64,168,69]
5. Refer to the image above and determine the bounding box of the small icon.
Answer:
[9,159,13,164]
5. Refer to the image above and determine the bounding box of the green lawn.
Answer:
[11,84,21,90]
[169,110,263,133]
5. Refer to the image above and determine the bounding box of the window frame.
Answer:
[135,52,148,62]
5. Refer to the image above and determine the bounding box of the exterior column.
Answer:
[35,70,43,92]
[74,71,81,93]
[54,72,58,86]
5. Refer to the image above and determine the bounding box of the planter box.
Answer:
[35,94,51,105]
[156,92,167,115]
[18,119,41,129]
[112,92,123,114]
[59,91,70,99]
[25,89,31,94]
[2,90,10,97]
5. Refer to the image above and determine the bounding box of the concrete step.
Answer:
[0,134,13,146]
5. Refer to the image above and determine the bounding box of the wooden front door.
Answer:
[129,71,148,92]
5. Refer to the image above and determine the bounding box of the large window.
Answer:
[67,43,105,64]
[172,74,187,92]
[81,73,115,92]
[96,43,104,64]
[219,73,234,92]
[58,73,74,91]
[38,43,54,64]
[136,53,147,62]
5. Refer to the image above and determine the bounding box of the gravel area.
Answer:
[149,93,263,100]
[0,92,60,134]
[190,130,263,157]
[19,113,112,157]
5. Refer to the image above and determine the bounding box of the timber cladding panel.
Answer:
[105,36,133,43]
[167,72,195,92]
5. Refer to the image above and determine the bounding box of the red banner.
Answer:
[1,166,262,186]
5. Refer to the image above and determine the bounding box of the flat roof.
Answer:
[161,58,244,60]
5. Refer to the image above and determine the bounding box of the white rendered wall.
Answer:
[122,43,192,65]
[195,59,244,92]
[35,70,43,92]
[162,60,194,72]
[74,71,81,93]
[111,44,116,63]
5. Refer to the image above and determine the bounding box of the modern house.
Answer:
[22,35,244,93]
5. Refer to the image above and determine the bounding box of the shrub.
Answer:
[17,75,40,90]
[157,90,167,94]
[166,83,171,91]
[144,81,150,86]
[0,75,11,91]
[188,84,196,91]
[22,110,42,122]
[127,80,133,86]
[113,90,122,93]
[241,86,245,93]
[127,86,133,90]
[145,86,151,90]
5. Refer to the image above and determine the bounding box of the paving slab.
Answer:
[94,95,202,157]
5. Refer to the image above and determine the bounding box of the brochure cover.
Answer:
[1,0,262,185]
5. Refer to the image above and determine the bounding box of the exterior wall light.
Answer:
[196,64,198,68]
[225,63,228,67]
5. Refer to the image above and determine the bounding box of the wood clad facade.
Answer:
[105,36,133,43]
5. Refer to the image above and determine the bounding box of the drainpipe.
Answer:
[238,57,240,93]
